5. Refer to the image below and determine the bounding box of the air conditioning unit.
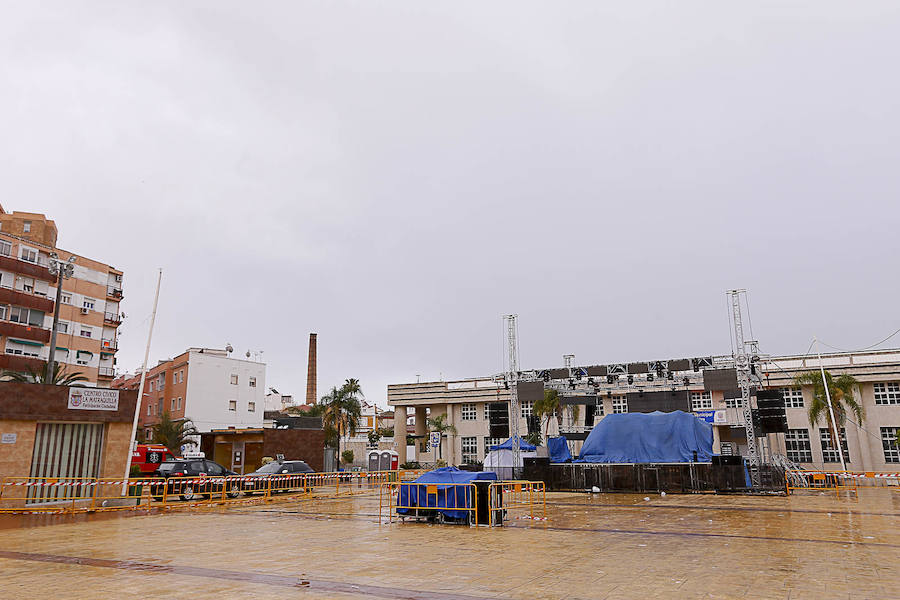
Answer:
[80,307,90,314]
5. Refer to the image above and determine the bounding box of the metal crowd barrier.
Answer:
[0,469,421,515]
[785,470,859,499]
[488,480,546,526]
[379,481,479,525]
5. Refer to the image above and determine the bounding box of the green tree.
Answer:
[367,429,381,447]
[322,383,362,447]
[425,413,457,460]
[793,370,863,451]
[533,388,561,440]
[341,449,355,465]
[1,361,88,386]
[524,430,543,447]
[151,412,200,454]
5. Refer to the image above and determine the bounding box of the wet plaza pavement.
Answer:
[0,488,898,599]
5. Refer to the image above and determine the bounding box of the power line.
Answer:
[817,325,900,353]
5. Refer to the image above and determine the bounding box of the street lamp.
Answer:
[46,253,76,383]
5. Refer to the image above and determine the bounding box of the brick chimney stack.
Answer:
[306,333,317,405]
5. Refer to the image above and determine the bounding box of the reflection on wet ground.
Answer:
[0,488,898,599]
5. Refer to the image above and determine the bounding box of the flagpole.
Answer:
[121,269,162,494]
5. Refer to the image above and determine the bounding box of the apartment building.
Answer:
[114,347,266,439]
[388,348,900,472]
[0,207,123,386]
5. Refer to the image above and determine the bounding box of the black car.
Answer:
[243,460,314,494]
[150,458,241,501]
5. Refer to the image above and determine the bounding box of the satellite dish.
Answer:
[225,343,233,354]
[245,350,251,358]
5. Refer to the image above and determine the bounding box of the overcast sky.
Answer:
[2,2,899,407]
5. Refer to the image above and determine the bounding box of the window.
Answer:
[612,396,628,414]
[248,402,256,412]
[82,298,95,310]
[171,398,177,411]
[61,293,72,305]
[80,328,92,338]
[0,305,7,320]
[521,400,533,418]
[20,247,37,263]
[147,405,152,416]
[461,403,477,421]
[781,387,804,408]
[157,373,165,389]
[23,221,31,233]
[178,370,184,384]
[484,437,503,451]
[785,429,812,463]
[725,397,745,409]
[230,374,238,385]
[596,400,605,417]
[820,428,849,463]
[149,381,154,392]
[249,376,256,387]
[874,382,900,405]
[76,351,92,366]
[177,397,183,410]
[228,400,237,411]
[690,391,712,411]
[5,340,42,358]
[9,306,43,326]
[0,240,10,256]
[461,437,478,464]
[57,321,68,334]
[881,427,900,463]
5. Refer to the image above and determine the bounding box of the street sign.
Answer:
[429,432,441,449]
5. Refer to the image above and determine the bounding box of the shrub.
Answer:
[341,450,355,465]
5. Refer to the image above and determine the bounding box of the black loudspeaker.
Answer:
[488,402,509,438]
[712,455,743,466]
[755,390,788,434]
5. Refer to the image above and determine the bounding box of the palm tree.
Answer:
[793,370,863,458]
[533,388,561,440]
[151,412,200,454]
[321,385,362,447]
[425,413,456,461]
[1,361,88,386]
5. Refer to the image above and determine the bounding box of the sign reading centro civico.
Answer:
[68,388,120,411]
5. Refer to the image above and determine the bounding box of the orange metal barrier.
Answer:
[379,481,479,525]
[0,469,424,515]
[488,481,546,526]
[785,470,858,500]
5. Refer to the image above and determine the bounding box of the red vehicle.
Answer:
[132,444,177,474]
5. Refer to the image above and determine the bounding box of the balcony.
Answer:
[106,286,123,301]
[0,353,45,372]
[0,320,51,344]
[103,312,122,326]
[0,253,53,282]
[100,338,118,352]
[98,366,115,378]
[0,286,54,313]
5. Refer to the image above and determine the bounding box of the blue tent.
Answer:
[577,411,713,463]
[490,436,537,452]
[397,467,497,520]
[547,437,572,463]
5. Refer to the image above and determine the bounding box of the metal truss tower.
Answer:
[728,289,760,487]
[504,314,521,477]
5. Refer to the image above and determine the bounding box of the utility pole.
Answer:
[122,269,162,494]
[727,289,760,487]
[814,336,847,471]
[504,315,521,477]
[45,253,76,383]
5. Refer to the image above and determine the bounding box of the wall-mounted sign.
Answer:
[1,433,16,444]
[429,432,441,448]
[694,410,727,424]
[68,388,119,411]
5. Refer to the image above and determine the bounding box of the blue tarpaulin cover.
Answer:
[396,467,497,519]
[490,436,537,452]
[577,411,713,463]
[547,437,572,463]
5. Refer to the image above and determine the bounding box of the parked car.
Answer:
[243,460,314,494]
[131,444,177,475]
[150,458,240,501]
